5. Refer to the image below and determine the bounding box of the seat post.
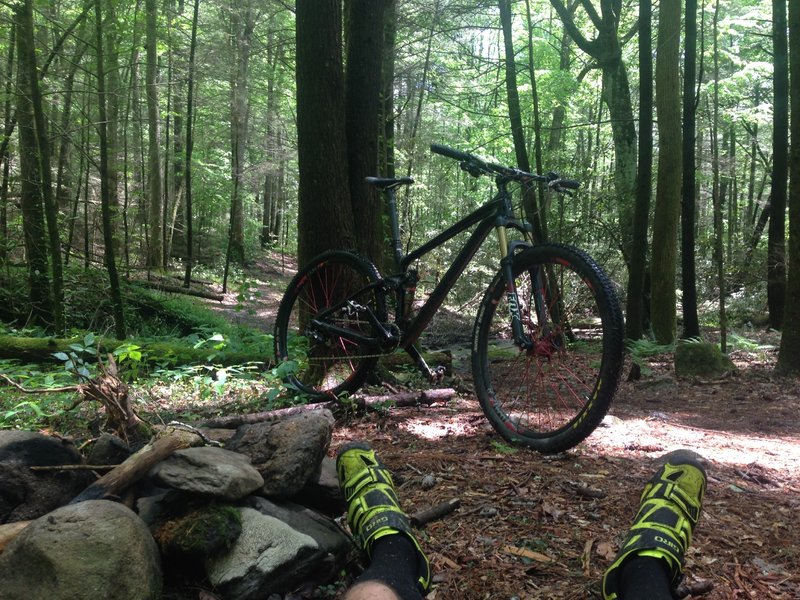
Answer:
[385,187,404,271]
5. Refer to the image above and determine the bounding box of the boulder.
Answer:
[225,411,334,498]
[149,446,264,500]
[0,431,92,523]
[0,500,161,600]
[206,497,351,599]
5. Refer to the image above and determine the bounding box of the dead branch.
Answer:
[69,426,205,504]
[0,373,79,394]
[410,498,461,526]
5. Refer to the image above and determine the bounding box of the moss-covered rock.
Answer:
[674,341,734,378]
[153,504,242,558]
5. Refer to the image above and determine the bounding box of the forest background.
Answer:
[1,0,800,418]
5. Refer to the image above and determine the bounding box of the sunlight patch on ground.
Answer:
[588,416,800,482]
[400,417,478,440]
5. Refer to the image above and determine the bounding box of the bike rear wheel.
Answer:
[274,250,386,399]
[472,243,623,452]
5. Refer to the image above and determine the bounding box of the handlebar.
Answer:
[430,143,580,192]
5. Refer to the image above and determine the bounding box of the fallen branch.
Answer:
[29,464,117,472]
[69,426,205,504]
[410,498,461,526]
[198,388,457,429]
[129,279,224,301]
[0,374,79,394]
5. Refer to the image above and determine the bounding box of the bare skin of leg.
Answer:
[343,580,402,600]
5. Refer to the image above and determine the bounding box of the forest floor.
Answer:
[197,251,799,599]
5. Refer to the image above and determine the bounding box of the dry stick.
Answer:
[409,497,461,527]
[69,426,204,504]
[0,373,80,394]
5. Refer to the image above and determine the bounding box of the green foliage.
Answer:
[626,338,675,377]
[53,332,98,380]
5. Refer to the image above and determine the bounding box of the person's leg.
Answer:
[337,442,431,600]
[602,450,708,600]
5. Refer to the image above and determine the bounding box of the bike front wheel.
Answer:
[472,243,624,452]
[274,250,387,399]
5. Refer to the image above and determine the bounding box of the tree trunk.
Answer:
[379,0,397,179]
[145,0,163,268]
[625,0,652,341]
[346,0,388,266]
[95,0,127,339]
[712,0,727,352]
[769,0,789,329]
[777,0,800,373]
[681,0,700,340]
[650,0,683,344]
[14,2,52,326]
[296,0,355,266]
[0,24,14,266]
[499,0,546,242]
[548,0,638,265]
[183,0,199,287]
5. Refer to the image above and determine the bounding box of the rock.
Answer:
[0,431,92,523]
[205,497,351,599]
[294,456,346,518]
[85,433,131,466]
[149,446,264,500]
[674,341,734,379]
[0,500,161,600]
[225,411,334,498]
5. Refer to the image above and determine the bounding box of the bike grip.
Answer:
[558,178,580,190]
[430,143,473,163]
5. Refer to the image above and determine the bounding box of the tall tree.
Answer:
[712,0,728,352]
[549,0,637,261]
[650,0,683,344]
[296,0,355,267]
[346,0,389,266]
[778,0,800,373]
[769,0,789,329]
[499,0,546,242]
[14,1,52,325]
[625,0,652,341]
[95,0,126,339]
[183,0,200,287]
[0,24,14,266]
[681,0,701,339]
[145,0,163,268]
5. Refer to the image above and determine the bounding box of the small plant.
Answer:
[626,338,674,377]
[491,440,518,454]
[52,332,98,380]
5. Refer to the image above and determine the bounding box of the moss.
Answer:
[674,341,734,378]
[153,504,243,558]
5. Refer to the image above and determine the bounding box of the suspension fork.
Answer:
[496,225,534,349]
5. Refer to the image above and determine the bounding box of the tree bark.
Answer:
[183,0,200,287]
[778,0,800,373]
[14,2,52,326]
[145,0,163,268]
[650,0,683,344]
[296,0,355,267]
[95,0,127,339]
[0,24,14,266]
[711,0,727,352]
[625,0,652,341]
[769,0,789,329]
[681,0,701,339]
[346,0,388,266]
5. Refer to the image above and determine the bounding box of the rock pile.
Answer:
[0,409,355,600]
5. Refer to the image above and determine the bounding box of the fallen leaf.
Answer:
[595,541,616,561]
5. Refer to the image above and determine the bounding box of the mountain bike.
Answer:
[274,144,624,452]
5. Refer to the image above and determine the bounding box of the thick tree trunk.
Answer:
[650,0,683,344]
[0,24,14,266]
[296,0,355,266]
[346,0,388,265]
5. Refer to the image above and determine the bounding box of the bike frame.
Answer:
[382,177,538,378]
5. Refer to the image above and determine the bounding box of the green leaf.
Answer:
[52,352,70,361]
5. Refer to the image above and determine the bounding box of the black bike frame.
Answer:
[385,179,534,375]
